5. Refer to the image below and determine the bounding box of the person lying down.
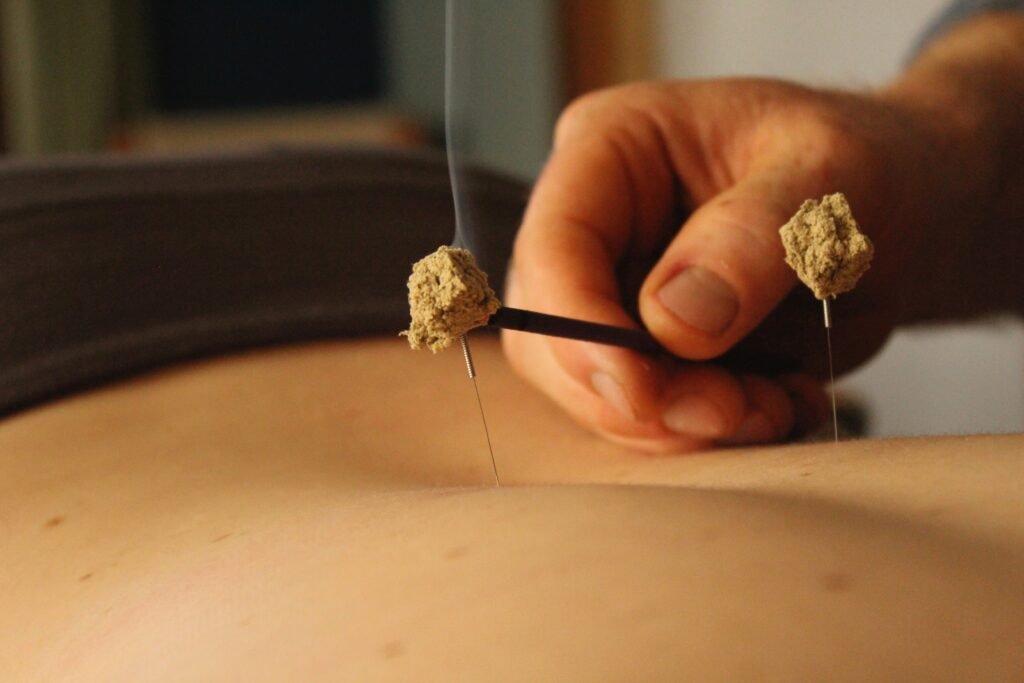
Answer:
[4,6,1024,681]
[2,337,1022,680]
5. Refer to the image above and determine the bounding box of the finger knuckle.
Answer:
[554,83,658,146]
[773,98,879,180]
[554,91,610,145]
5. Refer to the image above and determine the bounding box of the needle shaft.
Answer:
[823,298,839,443]
[460,335,500,486]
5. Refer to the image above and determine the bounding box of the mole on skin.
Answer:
[820,571,854,593]
[380,640,406,660]
[402,246,501,352]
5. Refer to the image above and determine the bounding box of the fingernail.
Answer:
[663,394,727,438]
[591,371,637,420]
[657,266,739,335]
[721,412,775,445]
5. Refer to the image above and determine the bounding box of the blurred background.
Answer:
[0,0,1020,437]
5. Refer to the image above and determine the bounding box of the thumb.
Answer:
[639,172,812,360]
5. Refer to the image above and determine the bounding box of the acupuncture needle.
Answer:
[459,335,500,486]
[822,298,839,442]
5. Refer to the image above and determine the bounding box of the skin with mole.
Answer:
[402,246,501,352]
[5,338,1024,680]
[779,192,874,299]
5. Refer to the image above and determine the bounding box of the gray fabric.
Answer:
[911,0,1024,58]
[0,147,527,417]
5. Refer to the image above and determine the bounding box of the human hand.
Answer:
[503,78,960,452]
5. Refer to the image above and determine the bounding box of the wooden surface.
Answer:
[112,107,426,154]
[559,0,656,99]
[1,336,1022,680]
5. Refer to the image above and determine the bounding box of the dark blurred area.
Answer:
[150,0,383,112]
[0,0,654,177]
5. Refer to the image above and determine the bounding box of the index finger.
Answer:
[513,86,686,328]
[508,86,716,422]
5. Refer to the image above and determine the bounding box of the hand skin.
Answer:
[503,13,1024,453]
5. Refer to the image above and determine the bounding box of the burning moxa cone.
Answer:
[779,192,874,301]
[779,192,874,441]
[402,246,501,353]
[402,245,663,355]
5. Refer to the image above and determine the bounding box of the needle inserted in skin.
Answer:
[823,298,839,443]
[460,335,500,486]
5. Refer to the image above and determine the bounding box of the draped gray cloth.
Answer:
[0,147,526,417]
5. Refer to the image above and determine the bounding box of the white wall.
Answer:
[653,0,1024,437]
[656,0,947,85]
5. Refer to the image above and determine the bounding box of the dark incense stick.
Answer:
[488,306,662,355]
[488,306,801,374]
